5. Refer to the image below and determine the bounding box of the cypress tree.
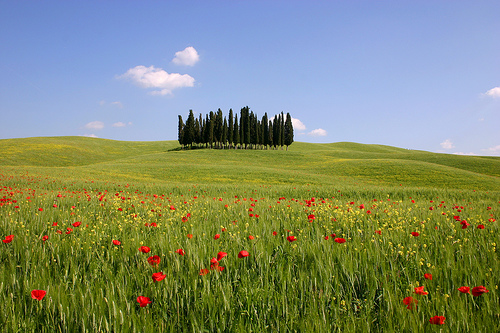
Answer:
[273,114,282,149]
[201,117,206,146]
[233,114,239,148]
[204,114,210,148]
[194,117,201,146]
[183,110,195,148]
[249,111,256,148]
[280,111,285,150]
[208,111,215,149]
[261,113,269,149]
[222,117,228,149]
[268,120,273,150]
[228,109,234,148]
[239,106,250,149]
[178,115,184,148]
[215,109,223,148]
[245,108,251,149]
[284,112,294,150]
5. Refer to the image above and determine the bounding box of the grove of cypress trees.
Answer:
[177,107,293,150]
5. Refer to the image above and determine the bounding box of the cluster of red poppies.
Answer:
[402,273,490,325]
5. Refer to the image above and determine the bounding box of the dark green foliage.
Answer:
[228,109,234,148]
[182,110,195,147]
[284,112,294,150]
[177,115,184,147]
[177,107,294,150]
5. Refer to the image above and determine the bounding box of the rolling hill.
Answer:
[1,136,499,190]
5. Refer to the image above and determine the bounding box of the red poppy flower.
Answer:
[272,231,277,236]
[31,290,47,301]
[411,232,419,237]
[471,286,489,297]
[137,296,152,307]
[287,235,297,242]
[414,286,428,295]
[324,236,329,240]
[402,296,418,310]
[38,208,43,212]
[199,268,209,276]
[42,235,48,242]
[424,273,432,280]
[429,316,445,325]
[112,240,121,246]
[181,216,188,222]
[334,238,346,244]
[477,224,485,229]
[152,272,166,282]
[460,220,470,229]
[238,250,250,258]
[457,286,470,294]
[187,234,193,239]
[374,230,381,235]
[66,227,73,234]
[175,249,185,256]
[212,265,225,272]
[214,234,220,240]
[147,255,161,266]
[217,251,227,261]
[52,222,58,226]
[248,235,255,240]
[72,221,81,227]
[2,235,14,243]
[139,246,151,253]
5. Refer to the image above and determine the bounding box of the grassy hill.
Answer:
[1,136,499,191]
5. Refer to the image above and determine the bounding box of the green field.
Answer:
[0,137,498,332]
[1,136,499,189]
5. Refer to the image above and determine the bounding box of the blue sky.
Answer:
[1,1,499,155]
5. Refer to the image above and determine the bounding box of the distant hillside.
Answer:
[1,136,499,190]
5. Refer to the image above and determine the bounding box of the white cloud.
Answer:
[99,100,123,108]
[172,46,200,66]
[440,139,454,149]
[453,152,476,156]
[481,145,500,155]
[484,87,500,98]
[84,121,104,130]
[112,122,127,127]
[119,65,195,95]
[292,118,306,131]
[82,134,98,138]
[308,128,327,136]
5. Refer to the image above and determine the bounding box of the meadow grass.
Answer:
[0,137,499,332]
